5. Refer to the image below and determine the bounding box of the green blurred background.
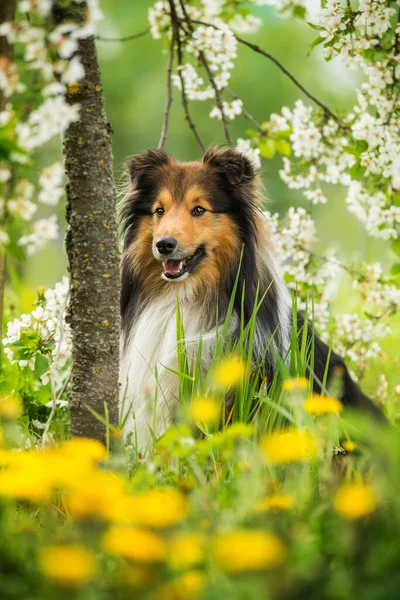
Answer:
[24,0,389,299]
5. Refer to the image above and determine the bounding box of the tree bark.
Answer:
[54,3,120,440]
[0,0,16,346]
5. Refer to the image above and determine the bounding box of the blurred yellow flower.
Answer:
[282,377,308,392]
[0,393,22,419]
[59,437,107,463]
[254,494,294,513]
[189,397,219,424]
[0,467,53,502]
[212,356,246,389]
[64,471,129,521]
[128,488,187,528]
[168,534,205,571]
[333,482,376,519]
[157,570,205,600]
[260,429,317,464]
[39,544,95,586]
[342,440,357,452]
[304,394,343,415]
[102,526,167,562]
[212,529,285,572]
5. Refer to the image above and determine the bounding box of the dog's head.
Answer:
[121,147,263,296]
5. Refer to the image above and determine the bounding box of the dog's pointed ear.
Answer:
[202,147,256,185]
[128,149,170,184]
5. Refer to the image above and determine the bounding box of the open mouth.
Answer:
[162,246,205,280]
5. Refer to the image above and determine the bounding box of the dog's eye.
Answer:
[155,208,164,218]
[191,206,205,217]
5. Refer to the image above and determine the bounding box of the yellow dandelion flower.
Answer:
[0,393,22,419]
[212,529,285,572]
[212,356,246,389]
[168,534,205,571]
[157,570,205,600]
[260,429,317,464]
[189,397,219,424]
[128,488,187,529]
[39,544,95,586]
[59,438,107,463]
[304,394,343,415]
[0,467,53,503]
[102,527,167,562]
[282,377,308,392]
[254,494,294,513]
[342,440,357,452]
[333,482,376,520]
[64,471,129,521]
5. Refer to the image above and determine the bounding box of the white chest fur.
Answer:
[119,294,210,452]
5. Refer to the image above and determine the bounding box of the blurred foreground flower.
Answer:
[254,494,294,512]
[189,397,219,424]
[260,429,317,464]
[334,482,376,519]
[342,440,357,452]
[282,377,308,392]
[39,544,95,586]
[212,530,285,572]
[304,394,343,415]
[212,356,246,389]
[102,526,167,562]
[158,570,205,600]
[0,393,22,419]
[129,488,187,528]
[168,533,205,571]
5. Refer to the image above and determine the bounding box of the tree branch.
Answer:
[178,1,233,146]
[169,0,206,152]
[158,28,175,150]
[95,28,150,43]
[180,17,347,132]
[226,88,263,132]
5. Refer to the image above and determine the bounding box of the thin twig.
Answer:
[158,29,175,150]
[297,243,363,279]
[169,0,206,151]
[226,87,263,132]
[95,28,150,43]
[178,1,233,146]
[179,17,347,131]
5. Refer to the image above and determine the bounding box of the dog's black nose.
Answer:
[156,237,177,255]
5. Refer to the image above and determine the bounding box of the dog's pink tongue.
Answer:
[164,260,183,275]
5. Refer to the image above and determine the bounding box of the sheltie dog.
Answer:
[119,147,381,451]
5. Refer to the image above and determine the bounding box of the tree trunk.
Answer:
[0,0,16,346]
[54,3,120,441]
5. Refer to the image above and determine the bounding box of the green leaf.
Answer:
[34,354,49,378]
[393,193,400,207]
[245,129,259,137]
[259,139,275,159]
[390,263,400,275]
[342,146,357,156]
[308,35,325,56]
[293,5,306,19]
[306,22,324,31]
[349,162,366,180]
[275,139,292,157]
[355,140,368,153]
[391,238,400,257]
